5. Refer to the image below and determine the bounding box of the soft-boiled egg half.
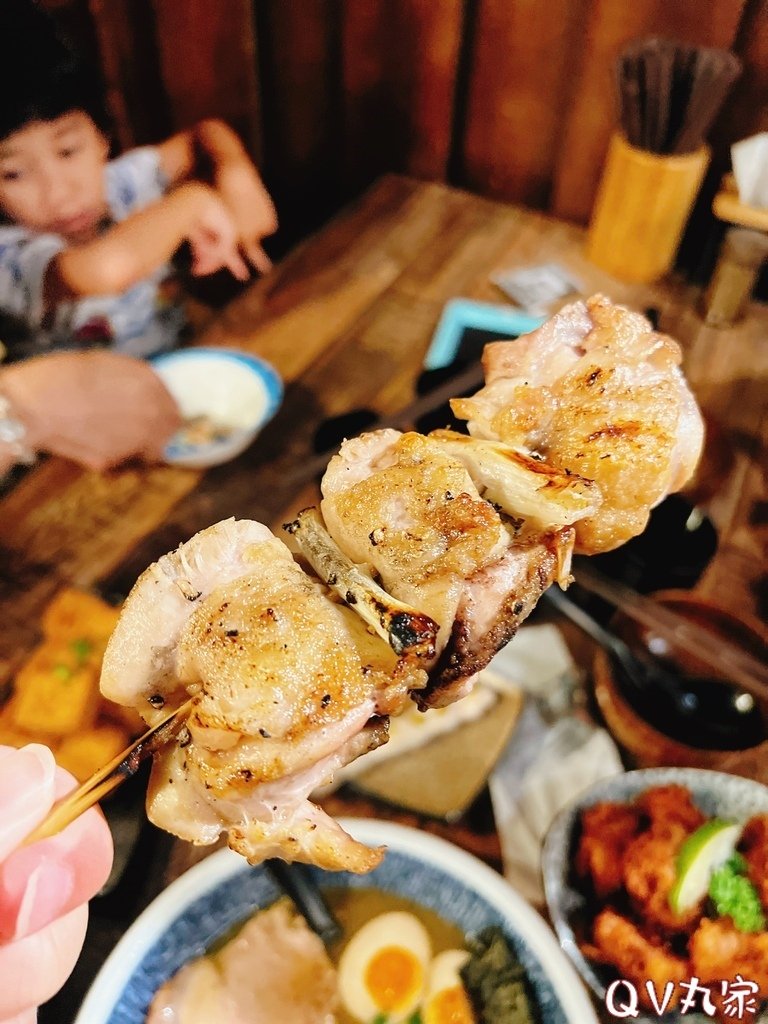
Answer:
[423,949,476,1024]
[338,911,431,1022]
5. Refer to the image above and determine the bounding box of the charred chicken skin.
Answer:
[100,296,704,870]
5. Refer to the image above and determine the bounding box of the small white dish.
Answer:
[76,818,598,1024]
[151,347,283,468]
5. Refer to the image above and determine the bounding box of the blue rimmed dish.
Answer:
[151,347,283,468]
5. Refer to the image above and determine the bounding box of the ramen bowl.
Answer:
[76,819,599,1024]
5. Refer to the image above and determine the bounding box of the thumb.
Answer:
[0,746,56,861]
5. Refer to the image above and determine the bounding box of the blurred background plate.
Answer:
[151,347,283,468]
[349,686,523,820]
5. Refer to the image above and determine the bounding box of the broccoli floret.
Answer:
[709,855,766,933]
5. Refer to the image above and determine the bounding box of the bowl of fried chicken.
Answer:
[542,768,768,1022]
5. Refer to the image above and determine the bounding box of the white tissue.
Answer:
[732,133,768,209]
[491,719,623,906]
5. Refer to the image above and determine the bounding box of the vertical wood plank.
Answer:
[550,0,747,224]
[716,0,768,143]
[460,0,590,207]
[255,0,344,243]
[150,0,263,160]
[341,0,464,191]
[87,0,171,149]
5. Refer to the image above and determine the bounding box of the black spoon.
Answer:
[543,586,765,751]
[544,585,699,711]
[266,859,342,947]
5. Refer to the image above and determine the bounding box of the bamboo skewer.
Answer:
[24,698,195,845]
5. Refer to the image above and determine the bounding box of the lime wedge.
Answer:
[669,819,743,914]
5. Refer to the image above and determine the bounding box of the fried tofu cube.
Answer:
[11,643,100,738]
[41,588,120,643]
[56,724,128,782]
[0,708,36,750]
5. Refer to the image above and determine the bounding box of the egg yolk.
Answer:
[425,985,476,1024]
[365,946,423,1012]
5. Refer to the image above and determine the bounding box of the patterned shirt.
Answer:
[0,147,186,360]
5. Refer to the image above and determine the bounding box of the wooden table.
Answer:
[2,175,765,1020]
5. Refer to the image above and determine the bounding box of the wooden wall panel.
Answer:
[717,0,768,143]
[255,0,343,240]
[150,0,263,161]
[461,0,590,208]
[87,0,170,150]
[26,1,768,249]
[550,0,747,224]
[340,0,465,192]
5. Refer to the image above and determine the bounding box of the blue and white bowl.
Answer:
[76,818,598,1024]
[151,347,283,468]
[543,767,768,1024]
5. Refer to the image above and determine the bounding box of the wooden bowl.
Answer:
[593,590,768,782]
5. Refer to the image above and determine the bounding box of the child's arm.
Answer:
[158,120,277,273]
[46,182,247,301]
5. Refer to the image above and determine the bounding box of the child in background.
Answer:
[0,1,277,361]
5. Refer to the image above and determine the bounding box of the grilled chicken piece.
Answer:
[690,916,768,993]
[320,429,575,707]
[428,430,601,529]
[100,297,705,872]
[146,900,338,1024]
[452,294,704,553]
[101,518,426,871]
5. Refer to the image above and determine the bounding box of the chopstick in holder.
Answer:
[573,564,768,703]
[24,698,195,845]
[674,48,741,154]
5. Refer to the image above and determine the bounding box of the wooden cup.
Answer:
[586,132,710,283]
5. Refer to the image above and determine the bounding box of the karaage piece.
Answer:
[691,917,768,993]
[740,814,768,907]
[622,822,703,932]
[575,801,642,898]
[592,909,688,1011]
[636,784,707,834]
[452,295,704,553]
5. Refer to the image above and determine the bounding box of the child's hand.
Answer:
[185,183,250,281]
[215,162,278,275]
[1,350,182,471]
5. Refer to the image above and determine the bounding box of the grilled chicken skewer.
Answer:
[33,295,703,872]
